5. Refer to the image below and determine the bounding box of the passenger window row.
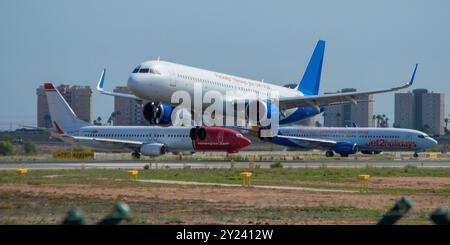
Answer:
[85,133,188,138]
[287,134,401,139]
[177,74,268,96]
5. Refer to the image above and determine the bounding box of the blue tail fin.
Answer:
[297,40,326,95]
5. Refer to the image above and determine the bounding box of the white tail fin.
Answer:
[44,83,90,134]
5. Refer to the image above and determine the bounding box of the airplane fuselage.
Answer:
[271,126,437,153]
[127,60,316,124]
[73,125,251,153]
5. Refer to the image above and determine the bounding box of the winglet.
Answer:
[409,63,418,85]
[96,68,106,91]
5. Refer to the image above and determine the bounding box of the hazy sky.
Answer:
[1,0,449,129]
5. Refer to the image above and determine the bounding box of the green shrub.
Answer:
[143,164,150,170]
[270,161,283,169]
[0,141,16,156]
[404,164,417,173]
[230,160,235,169]
[23,140,37,155]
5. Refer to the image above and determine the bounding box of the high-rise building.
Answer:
[113,86,148,126]
[395,89,445,136]
[323,88,373,127]
[37,84,92,128]
[394,93,415,129]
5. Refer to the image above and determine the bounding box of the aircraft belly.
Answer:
[165,139,194,152]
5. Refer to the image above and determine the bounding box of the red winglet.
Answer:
[53,121,64,134]
[44,83,55,90]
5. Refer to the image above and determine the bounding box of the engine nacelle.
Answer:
[333,142,360,155]
[143,102,173,125]
[140,143,167,156]
[246,100,280,126]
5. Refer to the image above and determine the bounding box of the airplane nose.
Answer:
[429,138,438,146]
[127,75,139,92]
[239,137,252,149]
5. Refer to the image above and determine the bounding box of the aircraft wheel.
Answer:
[413,153,419,158]
[132,152,141,159]
[325,150,334,157]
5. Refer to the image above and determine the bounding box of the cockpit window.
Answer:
[150,68,161,75]
[418,135,425,138]
[139,68,150,73]
[228,134,243,138]
[132,65,141,73]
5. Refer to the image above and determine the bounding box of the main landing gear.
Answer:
[132,151,141,159]
[413,153,419,158]
[325,150,334,157]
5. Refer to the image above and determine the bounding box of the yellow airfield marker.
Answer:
[16,168,29,175]
[127,170,139,179]
[358,175,370,193]
[240,172,253,187]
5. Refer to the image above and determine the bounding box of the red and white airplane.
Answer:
[44,83,251,158]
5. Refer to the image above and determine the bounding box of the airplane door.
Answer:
[168,70,177,87]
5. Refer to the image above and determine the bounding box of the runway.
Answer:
[1,159,450,170]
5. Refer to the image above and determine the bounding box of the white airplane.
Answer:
[44,83,251,159]
[257,126,437,157]
[96,40,417,127]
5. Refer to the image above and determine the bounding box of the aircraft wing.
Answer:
[278,64,418,111]
[96,69,142,100]
[275,135,337,148]
[72,136,143,149]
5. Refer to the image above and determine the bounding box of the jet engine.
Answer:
[143,102,173,125]
[140,143,167,156]
[333,142,360,157]
[189,127,207,140]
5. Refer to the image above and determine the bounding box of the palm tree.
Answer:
[93,116,102,126]
[376,114,383,127]
[372,115,376,127]
[107,111,121,126]
[380,114,387,128]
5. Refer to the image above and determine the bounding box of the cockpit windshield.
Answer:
[228,134,244,138]
[132,66,161,74]
[132,65,141,73]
